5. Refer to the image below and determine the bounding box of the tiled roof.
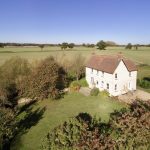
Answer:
[86,55,137,74]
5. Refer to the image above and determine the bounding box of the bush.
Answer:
[70,81,81,91]
[78,78,88,87]
[0,107,17,149]
[137,78,150,89]
[99,90,109,97]
[90,88,99,96]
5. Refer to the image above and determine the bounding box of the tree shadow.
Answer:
[17,100,37,115]
[10,103,46,150]
[18,106,46,135]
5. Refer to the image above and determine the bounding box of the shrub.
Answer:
[0,107,17,149]
[90,88,99,96]
[70,81,81,91]
[78,78,88,87]
[137,78,150,89]
[99,90,109,97]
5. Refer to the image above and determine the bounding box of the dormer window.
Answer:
[115,73,117,79]
[129,72,131,77]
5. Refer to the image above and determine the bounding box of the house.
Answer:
[85,55,137,96]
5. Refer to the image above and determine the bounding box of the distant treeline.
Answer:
[0,42,150,48]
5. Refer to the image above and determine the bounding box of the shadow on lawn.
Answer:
[18,106,46,135]
[10,102,46,150]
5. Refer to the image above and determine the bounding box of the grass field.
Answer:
[11,93,126,150]
[0,46,150,65]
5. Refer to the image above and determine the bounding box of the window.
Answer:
[115,73,117,79]
[91,69,93,74]
[101,71,104,77]
[115,84,117,91]
[129,72,131,77]
[97,81,98,85]
[97,70,99,75]
[107,83,109,90]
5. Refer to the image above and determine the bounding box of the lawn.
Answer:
[11,92,126,150]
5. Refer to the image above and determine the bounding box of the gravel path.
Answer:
[118,89,150,104]
[79,87,91,96]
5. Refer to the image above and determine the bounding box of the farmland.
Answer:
[0,46,150,65]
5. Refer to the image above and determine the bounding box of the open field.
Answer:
[0,46,150,65]
[11,92,126,150]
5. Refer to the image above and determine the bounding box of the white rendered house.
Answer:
[86,55,137,96]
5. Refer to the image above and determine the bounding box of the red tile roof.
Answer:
[86,55,137,74]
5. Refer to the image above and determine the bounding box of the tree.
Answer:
[68,43,75,49]
[61,43,68,50]
[96,40,107,50]
[125,43,132,49]
[0,57,31,107]
[0,43,4,48]
[105,41,117,46]
[134,44,138,50]
[71,54,85,81]
[20,56,67,100]
[39,44,45,51]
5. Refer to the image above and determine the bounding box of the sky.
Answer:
[0,0,150,44]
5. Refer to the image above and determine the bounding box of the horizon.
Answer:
[0,0,150,44]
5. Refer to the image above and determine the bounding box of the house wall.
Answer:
[86,60,137,96]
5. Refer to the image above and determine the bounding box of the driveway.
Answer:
[118,89,150,104]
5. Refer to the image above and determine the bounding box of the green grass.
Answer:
[11,92,126,150]
[0,46,150,65]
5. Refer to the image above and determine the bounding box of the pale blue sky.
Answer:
[0,0,150,44]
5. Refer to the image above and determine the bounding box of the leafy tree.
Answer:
[61,43,68,50]
[0,43,4,48]
[71,54,85,81]
[19,56,67,100]
[105,41,117,46]
[39,44,45,51]
[68,43,75,49]
[125,43,132,49]
[0,57,31,106]
[134,44,138,50]
[96,40,107,50]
